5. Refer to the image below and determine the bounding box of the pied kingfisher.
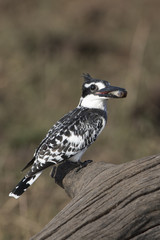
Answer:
[9,73,127,199]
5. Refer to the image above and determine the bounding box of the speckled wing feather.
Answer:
[27,107,107,177]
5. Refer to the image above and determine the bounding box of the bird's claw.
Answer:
[76,160,93,172]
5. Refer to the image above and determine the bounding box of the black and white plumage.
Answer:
[9,73,127,199]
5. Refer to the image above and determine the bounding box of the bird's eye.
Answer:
[90,84,97,92]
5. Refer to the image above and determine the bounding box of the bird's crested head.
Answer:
[79,73,127,110]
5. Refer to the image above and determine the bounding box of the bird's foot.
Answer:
[50,160,93,187]
[76,160,93,172]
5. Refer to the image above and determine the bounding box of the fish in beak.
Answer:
[96,85,127,99]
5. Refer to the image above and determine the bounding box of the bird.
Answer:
[9,73,127,199]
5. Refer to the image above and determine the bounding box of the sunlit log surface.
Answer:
[31,154,160,240]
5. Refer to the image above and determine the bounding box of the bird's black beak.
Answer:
[96,85,127,99]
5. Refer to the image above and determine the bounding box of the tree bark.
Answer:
[31,154,160,240]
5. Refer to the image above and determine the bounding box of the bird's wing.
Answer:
[26,107,105,177]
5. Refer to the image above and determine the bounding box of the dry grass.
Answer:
[0,0,160,239]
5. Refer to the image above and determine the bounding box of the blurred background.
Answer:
[0,0,160,239]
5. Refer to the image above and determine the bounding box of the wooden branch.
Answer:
[31,154,160,240]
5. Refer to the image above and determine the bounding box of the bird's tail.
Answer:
[9,171,42,199]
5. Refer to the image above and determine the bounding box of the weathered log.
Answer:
[31,154,160,240]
